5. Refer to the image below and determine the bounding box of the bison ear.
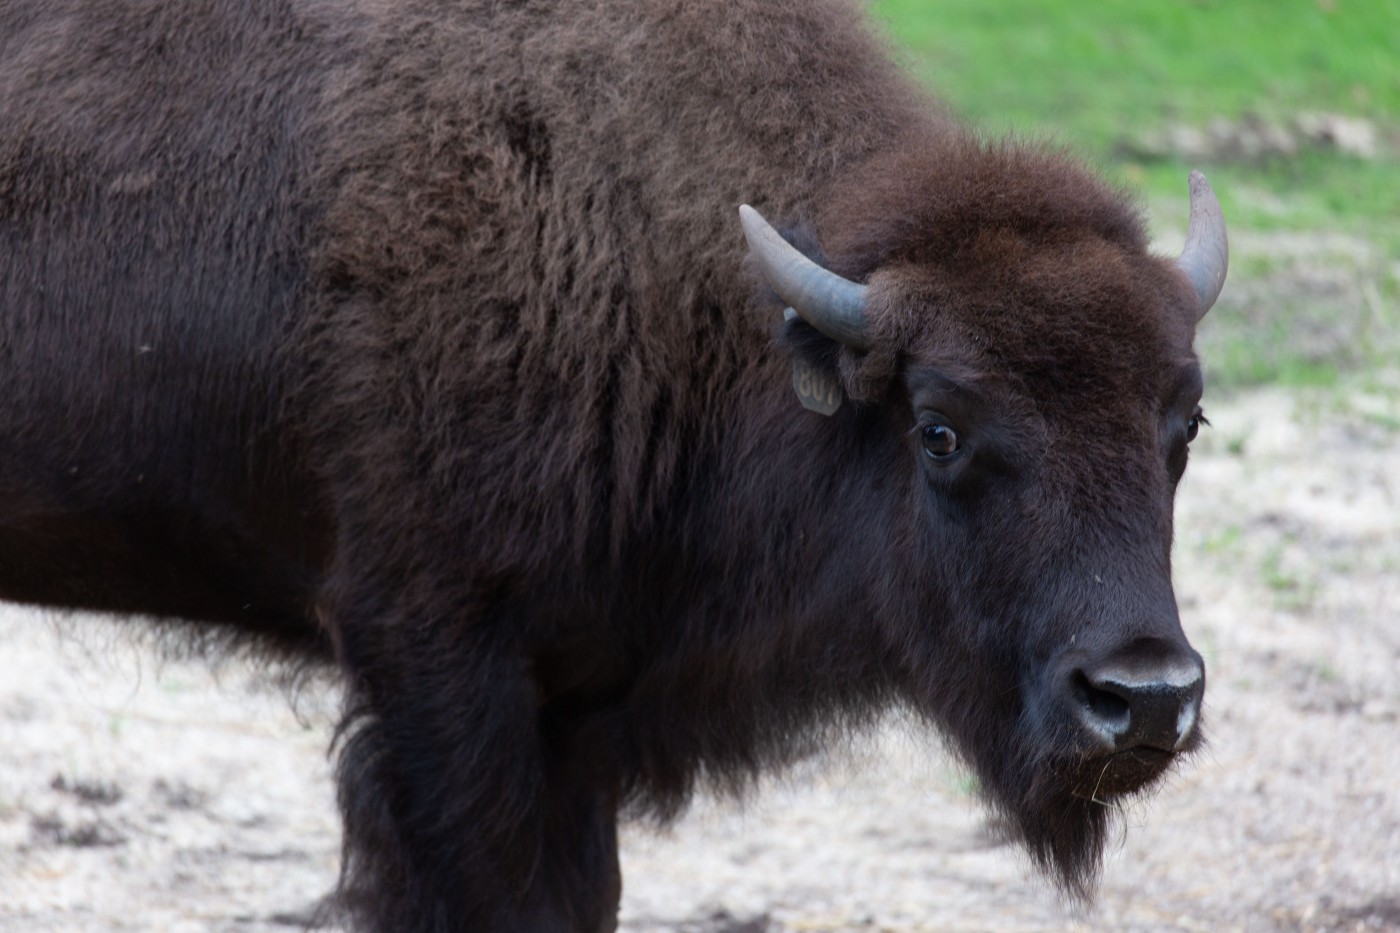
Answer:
[739,204,871,416]
[781,308,847,415]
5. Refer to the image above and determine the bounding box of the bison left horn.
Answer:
[739,204,871,351]
[1175,171,1229,320]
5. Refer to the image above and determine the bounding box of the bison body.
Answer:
[0,1,1225,930]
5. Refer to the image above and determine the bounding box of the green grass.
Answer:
[875,0,1400,149]
[873,0,1400,390]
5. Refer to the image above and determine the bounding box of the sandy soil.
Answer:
[2,379,1397,933]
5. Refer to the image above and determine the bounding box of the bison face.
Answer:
[740,170,1226,895]
[892,346,1208,896]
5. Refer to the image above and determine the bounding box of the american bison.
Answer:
[0,0,1227,930]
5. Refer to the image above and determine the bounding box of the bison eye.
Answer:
[1186,406,1208,443]
[921,422,961,460]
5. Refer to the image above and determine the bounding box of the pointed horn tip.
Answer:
[1179,170,1229,319]
[1187,170,1221,210]
[1185,168,1227,255]
[737,203,778,250]
[739,203,771,232]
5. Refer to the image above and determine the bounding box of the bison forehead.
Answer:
[815,138,1200,406]
[817,136,1150,279]
[872,247,1195,417]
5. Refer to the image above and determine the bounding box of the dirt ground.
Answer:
[1,376,1397,932]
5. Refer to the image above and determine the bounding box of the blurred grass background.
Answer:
[873,0,1400,394]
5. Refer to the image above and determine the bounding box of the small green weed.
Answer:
[1200,525,1244,556]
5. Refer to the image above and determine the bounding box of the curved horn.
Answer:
[738,204,871,350]
[1176,171,1229,320]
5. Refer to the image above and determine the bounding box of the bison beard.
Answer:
[983,724,1188,898]
[0,0,1224,930]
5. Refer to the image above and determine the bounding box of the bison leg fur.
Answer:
[327,596,622,933]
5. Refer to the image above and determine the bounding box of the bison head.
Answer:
[740,153,1226,896]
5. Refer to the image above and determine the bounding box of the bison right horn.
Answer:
[739,204,871,350]
[1175,171,1229,320]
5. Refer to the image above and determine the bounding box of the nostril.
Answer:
[1071,669,1131,742]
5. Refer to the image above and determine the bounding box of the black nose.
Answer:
[1068,641,1204,752]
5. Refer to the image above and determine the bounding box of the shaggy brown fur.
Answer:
[1,1,1211,930]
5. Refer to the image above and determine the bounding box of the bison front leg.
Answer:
[328,607,622,933]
